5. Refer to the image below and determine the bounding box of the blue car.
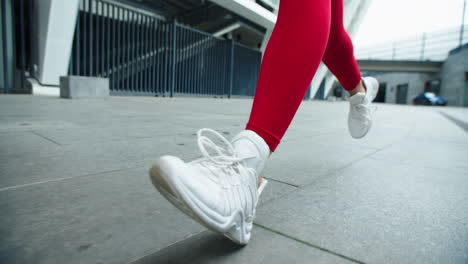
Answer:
[413,92,447,106]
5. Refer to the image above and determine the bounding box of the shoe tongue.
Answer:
[349,92,366,105]
[232,137,258,161]
[231,131,264,170]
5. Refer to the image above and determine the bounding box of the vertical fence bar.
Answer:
[146,16,150,93]
[196,34,202,95]
[100,1,104,77]
[460,0,466,46]
[114,6,118,91]
[199,33,204,95]
[228,40,234,98]
[95,0,99,76]
[177,25,180,94]
[83,0,88,76]
[130,11,134,92]
[163,22,168,96]
[132,11,136,92]
[183,27,188,94]
[125,9,130,91]
[156,19,160,94]
[177,26,181,94]
[142,15,147,93]
[420,33,426,60]
[133,11,138,92]
[151,19,156,94]
[137,13,142,92]
[210,40,215,96]
[161,20,165,95]
[89,0,93,76]
[208,38,212,96]
[140,15,145,93]
[19,0,26,90]
[203,37,208,96]
[143,15,147,93]
[214,40,220,96]
[106,2,110,79]
[189,29,193,95]
[193,32,198,95]
[147,17,151,94]
[117,6,121,91]
[200,36,205,96]
[187,28,191,94]
[121,8,125,91]
[76,2,81,76]
[119,6,124,91]
[209,39,214,96]
[170,21,176,97]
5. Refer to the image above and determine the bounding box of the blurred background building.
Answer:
[0,0,371,99]
[0,0,467,106]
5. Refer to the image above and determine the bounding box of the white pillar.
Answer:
[31,0,80,86]
[209,0,277,30]
[309,0,373,99]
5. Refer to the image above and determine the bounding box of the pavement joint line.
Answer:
[253,223,366,264]
[47,131,198,146]
[295,146,388,192]
[263,177,300,188]
[0,165,143,192]
[439,111,468,133]
[31,130,62,146]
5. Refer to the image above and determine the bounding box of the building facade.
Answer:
[1,0,372,98]
[368,44,468,106]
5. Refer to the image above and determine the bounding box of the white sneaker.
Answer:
[149,128,270,245]
[348,76,379,138]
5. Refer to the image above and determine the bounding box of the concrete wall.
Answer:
[440,45,468,106]
[30,0,79,86]
[373,72,438,104]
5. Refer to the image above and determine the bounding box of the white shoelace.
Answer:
[353,104,378,116]
[192,128,248,167]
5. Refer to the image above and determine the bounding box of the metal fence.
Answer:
[356,25,468,61]
[68,0,262,97]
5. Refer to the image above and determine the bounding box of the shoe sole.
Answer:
[149,158,264,245]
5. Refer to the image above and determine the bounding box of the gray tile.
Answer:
[262,137,378,187]
[370,138,468,174]
[256,159,468,264]
[0,166,204,264]
[258,179,297,206]
[31,121,193,145]
[0,134,201,189]
[131,228,356,264]
[0,131,62,165]
[0,164,298,264]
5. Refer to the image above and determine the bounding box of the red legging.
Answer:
[246,0,362,152]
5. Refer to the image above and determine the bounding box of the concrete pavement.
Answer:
[0,95,467,264]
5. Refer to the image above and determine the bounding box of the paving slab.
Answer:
[0,166,296,264]
[369,138,468,174]
[0,134,202,189]
[0,131,62,165]
[0,166,204,264]
[1,95,468,264]
[263,137,378,187]
[256,158,468,264]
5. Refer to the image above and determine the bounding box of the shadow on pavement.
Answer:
[132,231,245,264]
